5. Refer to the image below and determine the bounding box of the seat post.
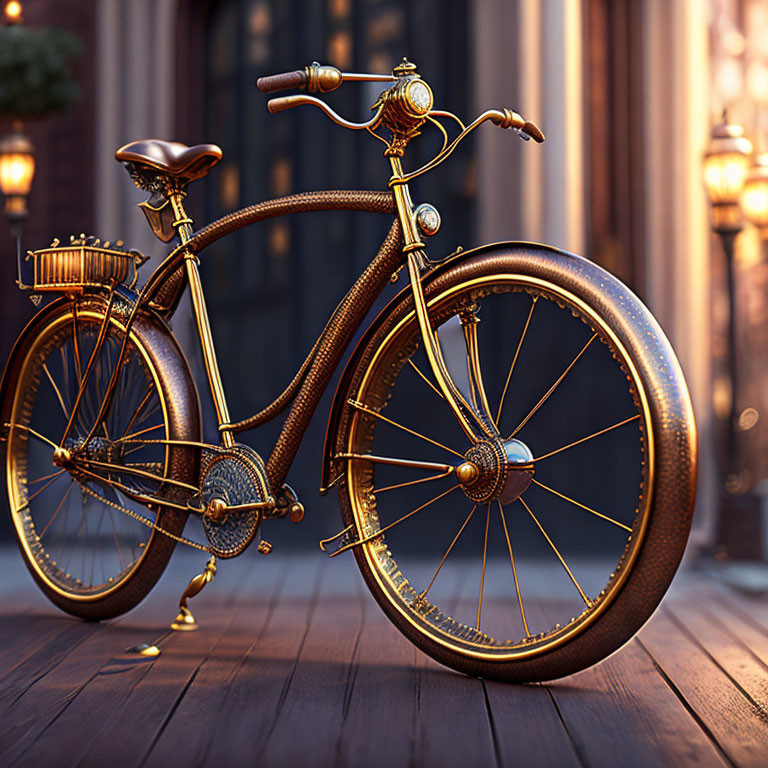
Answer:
[169,189,235,448]
[168,191,195,245]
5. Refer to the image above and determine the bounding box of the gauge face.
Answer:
[406,79,433,115]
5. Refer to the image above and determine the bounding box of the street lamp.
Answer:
[742,154,768,239]
[703,117,752,234]
[703,115,765,559]
[0,120,35,286]
[0,121,35,225]
[703,116,753,543]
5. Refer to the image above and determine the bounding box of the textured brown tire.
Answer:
[333,243,696,683]
[2,295,200,620]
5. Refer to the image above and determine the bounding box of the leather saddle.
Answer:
[116,139,222,185]
[116,140,222,242]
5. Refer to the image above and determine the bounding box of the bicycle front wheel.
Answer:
[3,296,199,620]
[333,245,696,682]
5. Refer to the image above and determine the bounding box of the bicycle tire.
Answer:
[2,295,200,620]
[332,244,696,682]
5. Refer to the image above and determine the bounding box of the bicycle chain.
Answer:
[76,480,212,553]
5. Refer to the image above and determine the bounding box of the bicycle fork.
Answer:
[390,156,494,444]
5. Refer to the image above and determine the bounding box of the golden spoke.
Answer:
[497,501,530,636]
[375,470,453,494]
[509,332,598,439]
[42,363,70,420]
[477,503,491,630]
[496,296,538,426]
[115,422,165,443]
[331,485,460,557]
[29,468,68,485]
[39,480,74,539]
[7,422,60,450]
[123,386,154,439]
[24,469,67,506]
[348,400,464,458]
[531,478,632,532]
[519,496,591,607]
[533,414,641,463]
[60,288,117,447]
[408,359,446,401]
[421,504,478,599]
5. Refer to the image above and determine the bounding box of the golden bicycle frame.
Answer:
[17,63,545,524]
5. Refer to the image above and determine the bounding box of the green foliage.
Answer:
[0,24,82,119]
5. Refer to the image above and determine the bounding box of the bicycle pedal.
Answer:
[257,539,273,555]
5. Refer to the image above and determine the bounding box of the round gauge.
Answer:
[405,79,433,116]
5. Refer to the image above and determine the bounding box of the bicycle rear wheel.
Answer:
[3,297,199,620]
[333,245,696,682]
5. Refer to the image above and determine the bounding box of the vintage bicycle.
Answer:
[0,60,696,683]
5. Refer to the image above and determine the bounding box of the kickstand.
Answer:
[124,554,218,657]
[170,555,218,631]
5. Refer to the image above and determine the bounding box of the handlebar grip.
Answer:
[522,121,545,143]
[257,70,308,94]
[491,109,546,143]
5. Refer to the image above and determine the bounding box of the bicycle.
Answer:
[0,59,696,683]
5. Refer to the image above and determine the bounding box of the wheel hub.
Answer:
[458,438,533,504]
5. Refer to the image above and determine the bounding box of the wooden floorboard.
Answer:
[1,547,767,767]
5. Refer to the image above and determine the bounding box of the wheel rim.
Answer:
[6,307,170,600]
[344,274,653,661]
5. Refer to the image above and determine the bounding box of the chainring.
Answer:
[199,444,269,558]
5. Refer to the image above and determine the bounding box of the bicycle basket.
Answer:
[26,239,142,293]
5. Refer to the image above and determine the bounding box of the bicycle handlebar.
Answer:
[257,64,395,95]
[267,94,385,130]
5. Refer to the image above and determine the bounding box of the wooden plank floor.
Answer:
[1,545,768,768]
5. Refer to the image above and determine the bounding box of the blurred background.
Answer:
[1,0,767,565]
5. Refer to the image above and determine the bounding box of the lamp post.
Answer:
[703,116,752,482]
[0,0,35,286]
[0,121,35,287]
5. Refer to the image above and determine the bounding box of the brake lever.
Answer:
[267,94,384,130]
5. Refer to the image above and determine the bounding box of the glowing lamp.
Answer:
[703,117,752,234]
[3,1,22,24]
[0,124,35,223]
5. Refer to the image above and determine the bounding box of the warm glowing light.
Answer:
[0,153,34,197]
[704,153,751,204]
[3,0,22,23]
[742,154,768,237]
[0,124,35,221]
[703,117,752,232]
